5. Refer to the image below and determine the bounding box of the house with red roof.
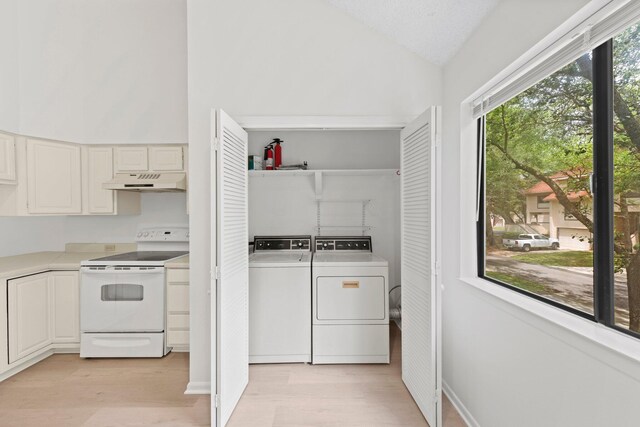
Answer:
[524,172,592,250]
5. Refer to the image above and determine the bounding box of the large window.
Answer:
[479,19,640,338]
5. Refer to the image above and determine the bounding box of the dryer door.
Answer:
[316,276,386,321]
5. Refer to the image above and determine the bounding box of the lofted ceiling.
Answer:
[324,0,499,65]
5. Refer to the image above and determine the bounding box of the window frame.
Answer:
[476,39,640,340]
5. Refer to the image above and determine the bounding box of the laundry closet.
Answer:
[211,110,441,427]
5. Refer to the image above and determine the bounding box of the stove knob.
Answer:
[347,243,352,248]
[143,232,149,237]
[298,242,303,247]
[137,232,142,238]
[266,242,271,247]
[355,243,359,248]
[323,243,328,248]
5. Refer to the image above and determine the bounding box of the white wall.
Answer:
[0,0,20,133]
[188,0,443,392]
[9,0,187,145]
[0,193,188,258]
[442,1,640,426]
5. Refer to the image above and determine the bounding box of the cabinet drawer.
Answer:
[316,276,385,321]
[167,269,189,283]
[167,314,190,329]
[167,330,190,346]
[167,284,189,312]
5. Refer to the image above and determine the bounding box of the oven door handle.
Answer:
[80,267,164,274]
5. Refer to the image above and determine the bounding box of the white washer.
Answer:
[249,236,312,363]
[312,236,389,364]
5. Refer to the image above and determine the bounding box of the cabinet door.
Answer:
[0,132,16,182]
[115,147,148,172]
[86,147,115,214]
[166,268,190,348]
[50,272,80,344]
[27,139,82,214]
[8,273,52,363]
[149,146,183,171]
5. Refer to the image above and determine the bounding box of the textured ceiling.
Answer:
[324,0,499,65]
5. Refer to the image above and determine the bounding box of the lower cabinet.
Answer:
[166,268,190,351]
[7,271,79,364]
[50,271,80,344]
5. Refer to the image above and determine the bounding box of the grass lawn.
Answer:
[512,250,593,267]
[485,271,549,294]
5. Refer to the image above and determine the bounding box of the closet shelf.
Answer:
[248,168,398,177]
[249,168,398,200]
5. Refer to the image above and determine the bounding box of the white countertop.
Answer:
[165,254,190,269]
[0,243,138,279]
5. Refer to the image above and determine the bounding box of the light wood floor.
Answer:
[228,324,466,427]
[0,325,466,427]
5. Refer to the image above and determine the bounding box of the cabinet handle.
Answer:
[342,281,359,289]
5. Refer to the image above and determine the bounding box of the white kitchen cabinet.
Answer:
[85,146,115,214]
[0,132,16,183]
[49,271,80,344]
[82,146,141,215]
[115,146,149,172]
[150,146,184,171]
[166,268,190,351]
[26,139,82,214]
[8,273,52,363]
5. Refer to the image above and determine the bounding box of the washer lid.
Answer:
[312,252,388,267]
[249,252,312,267]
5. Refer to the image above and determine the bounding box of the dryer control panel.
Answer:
[315,236,372,252]
[253,236,312,252]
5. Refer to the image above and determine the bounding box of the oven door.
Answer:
[80,266,165,332]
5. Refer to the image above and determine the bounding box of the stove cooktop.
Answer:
[83,251,188,265]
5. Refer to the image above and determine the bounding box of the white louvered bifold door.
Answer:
[212,109,249,427]
[401,107,442,427]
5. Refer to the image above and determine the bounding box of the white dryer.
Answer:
[249,236,312,363]
[312,236,389,364]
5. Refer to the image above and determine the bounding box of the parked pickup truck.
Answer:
[503,234,560,252]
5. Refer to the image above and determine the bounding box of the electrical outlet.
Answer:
[105,244,116,252]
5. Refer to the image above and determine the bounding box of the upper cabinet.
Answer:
[26,139,82,214]
[149,146,184,171]
[115,147,149,172]
[82,146,140,216]
[0,134,185,217]
[0,132,16,183]
[115,146,184,173]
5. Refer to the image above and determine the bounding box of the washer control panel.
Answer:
[315,236,372,252]
[253,236,312,252]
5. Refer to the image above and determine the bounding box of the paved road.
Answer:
[486,254,630,326]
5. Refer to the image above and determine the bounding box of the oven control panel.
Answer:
[136,227,189,242]
[315,237,372,252]
[253,236,312,252]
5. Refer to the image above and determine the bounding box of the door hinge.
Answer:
[434,261,441,277]
[433,389,441,404]
[215,266,221,280]
[215,394,221,408]
[212,137,219,151]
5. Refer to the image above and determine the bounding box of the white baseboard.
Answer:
[443,381,480,427]
[0,349,54,383]
[185,381,211,395]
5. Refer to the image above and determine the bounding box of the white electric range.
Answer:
[79,226,189,358]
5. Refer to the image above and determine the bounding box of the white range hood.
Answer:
[103,173,187,192]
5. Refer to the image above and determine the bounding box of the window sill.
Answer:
[457,276,640,378]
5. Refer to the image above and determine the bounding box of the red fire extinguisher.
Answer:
[273,138,283,169]
[264,143,274,170]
